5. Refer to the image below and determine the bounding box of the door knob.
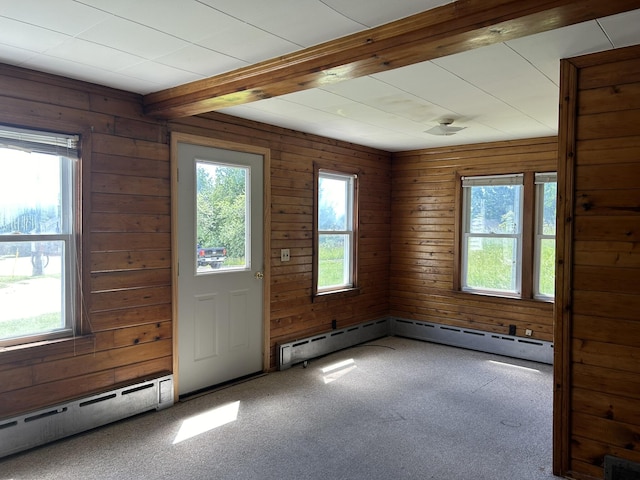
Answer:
[254,271,264,279]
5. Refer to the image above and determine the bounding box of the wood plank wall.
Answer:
[0,63,391,422]
[170,113,392,368]
[555,45,640,480]
[0,65,171,418]
[391,138,557,341]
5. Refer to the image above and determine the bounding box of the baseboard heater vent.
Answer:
[278,318,389,370]
[605,455,640,480]
[390,318,553,364]
[0,374,173,459]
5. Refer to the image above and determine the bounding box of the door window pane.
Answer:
[196,161,249,274]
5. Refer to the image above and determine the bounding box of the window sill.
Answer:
[0,334,95,364]
[461,288,521,300]
[533,295,555,304]
[458,289,554,304]
[313,287,360,303]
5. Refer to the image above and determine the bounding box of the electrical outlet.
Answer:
[525,329,533,337]
[280,249,290,262]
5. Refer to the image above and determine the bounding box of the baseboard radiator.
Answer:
[0,374,173,459]
[391,317,553,365]
[605,455,640,480]
[278,318,390,370]
[278,316,553,370]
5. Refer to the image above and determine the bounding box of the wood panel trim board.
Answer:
[555,57,578,477]
[555,43,640,480]
[144,0,640,118]
[169,132,271,400]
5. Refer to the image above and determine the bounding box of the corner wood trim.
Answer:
[553,57,578,478]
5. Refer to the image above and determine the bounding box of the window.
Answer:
[534,173,557,299]
[462,174,524,296]
[460,172,556,300]
[195,160,249,273]
[314,169,358,295]
[0,125,78,347]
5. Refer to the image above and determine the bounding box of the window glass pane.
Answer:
[0,132,74,347]
[465,237,518,292]
[541,182,557,235]
[538,238,555,297]
[196,161,248,273]
[318,234,350,289]
[468,185,522,234]
[319,176,348,231]
[316,170,356,295]
[0,151,64,235]
[0,240,65,341]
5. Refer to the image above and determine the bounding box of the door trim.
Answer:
[170,132,271,401]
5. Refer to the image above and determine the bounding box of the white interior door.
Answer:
[176,140,264,396]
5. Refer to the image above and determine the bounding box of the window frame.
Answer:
[313,165,359,299]
[460,174,524,297]
[0,124,80,348]
[456,171,556,302]
[533,172,557,300]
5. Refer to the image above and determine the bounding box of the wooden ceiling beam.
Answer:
[143,0,640,119]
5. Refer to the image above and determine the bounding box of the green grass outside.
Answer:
[538,239,555,296]
[224,256,245,267]
[318,245,346,288]
[0,275,30,289]
[0,312,62,340]
[1,243,554,342]
[0,273,63,340]
[466,239,516,291]
[466,239,555,295]
[319,241,555,294]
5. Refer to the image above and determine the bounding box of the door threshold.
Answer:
[179,371,267,402]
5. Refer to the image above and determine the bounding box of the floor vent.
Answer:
[390,318,553,364]
[0,374,173,459]
[605,455,640,480]
[278,318,389,370]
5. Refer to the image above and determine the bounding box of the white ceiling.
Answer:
[1,1,639,152]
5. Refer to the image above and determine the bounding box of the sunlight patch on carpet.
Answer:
[488,360,540,373]
[173,401,240,444]
[321,358,357,384]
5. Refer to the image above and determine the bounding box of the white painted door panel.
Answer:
[176,141,263,396]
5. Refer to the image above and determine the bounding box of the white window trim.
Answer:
[461,174,524,296]
[0,125,77,347]
[533,172,557,300]
[316,170,356,294]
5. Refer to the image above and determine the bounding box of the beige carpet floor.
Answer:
[0,336,561,480]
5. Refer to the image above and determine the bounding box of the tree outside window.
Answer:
[196,161,249,271]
